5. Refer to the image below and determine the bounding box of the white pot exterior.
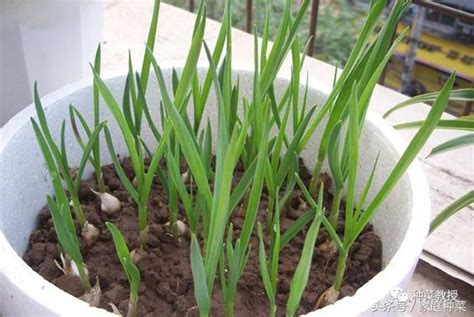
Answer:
[0,0,103,127]
[0,66,430,316]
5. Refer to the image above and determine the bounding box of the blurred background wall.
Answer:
[0,0,103,127]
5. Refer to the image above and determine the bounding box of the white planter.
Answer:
[0,0,103,127]
[0,66,431,316]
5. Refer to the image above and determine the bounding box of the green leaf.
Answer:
[174,8,205,108]
[136,72,161,141]
[69,105,90,150]
[270,188,281,293]
[190,234,211,316]
[428,134,474,157]
[275,107,316,186]
[69,105,95,168]
[127,53,138,134]
[91,65,143,180]
[31,120,69,205]
[166,145,195,230]
[343,82,360,234]
[384,88,474,119]
[295,174,344,254]
[236,113,269,261]
[140,0,161,91]
[59,121,70,171]
[91,44,103,181]
[106,222,141,298]
[354,153,380,221]
[193,0,230,132]
[93,44,101,125]
[229,157,257,212]
[353,72,457,244]
[257,222,275,301]
[103,127,139,202]
[152,61,213,210]
[328,121,344,189]
[394,119,474,131]
[429,191,474,234]
[123,257,141,298]
[286,185,324,317]
[271,87,292,174]
[48,198,82,265]
[106,222,132,263]
[280,208,315,249]
[299,0,393,152]
[73,122,106,191]
[33,84,74,190]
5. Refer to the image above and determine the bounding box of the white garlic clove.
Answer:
[314,285,340,309]
[165,220,188,237]
[91,189,121,214]
[181,170,189,183]
[71,260,89,278]
[80,277,101,307]
[176,220,188,236]
[55,253,89,278]
[81,222,100,247]
[130,248,146,264]
[317,239,337,255]
[132,177,138,188]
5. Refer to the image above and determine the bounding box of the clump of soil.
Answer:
[24,158,382,316]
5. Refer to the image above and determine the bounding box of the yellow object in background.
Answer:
[384,23,473,116]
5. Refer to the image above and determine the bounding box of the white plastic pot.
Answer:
[0,66,430,316]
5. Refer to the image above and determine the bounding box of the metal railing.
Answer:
[186,0,474,115]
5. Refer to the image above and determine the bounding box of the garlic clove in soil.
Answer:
[317,239,337,255]
[130,248,146,264]
[55,253,89,278]
[81,221,100,247]
[91,189,121,214]
[132,176,138,188]
[181,170,190,183]
[314,285,340,309]
[71,259,89,278]
[80,277,101,307]
[165,220,188,238]
[298,196,309,210]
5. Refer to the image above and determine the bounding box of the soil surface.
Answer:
[24,157,382,316]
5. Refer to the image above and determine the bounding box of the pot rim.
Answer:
[0,64,430,316]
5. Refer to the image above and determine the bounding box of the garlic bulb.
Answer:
[317,239,336,255]
[81,222,100,247]
[181,170,189,183]
[71,259,89,278]
[165,220,188,237]
[54,253,88,278]
[132,176,138,188]
[80,278,101,307]
[91,189,121,214]
[315,285,339,309]
[130,248,145,263]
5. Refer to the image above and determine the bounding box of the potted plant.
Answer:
[0,0,471,316]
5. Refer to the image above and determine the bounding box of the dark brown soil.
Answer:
[23,157,382,316]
